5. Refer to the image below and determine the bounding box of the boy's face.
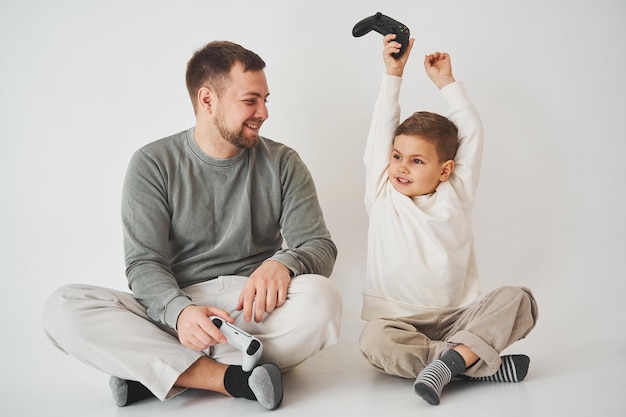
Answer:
[388,134,453,197]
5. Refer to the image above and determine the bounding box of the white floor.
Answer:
[6,293,624,417]
[2,2,625,416]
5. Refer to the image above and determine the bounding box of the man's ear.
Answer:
[439,160,455,182]
[197,87,214,114]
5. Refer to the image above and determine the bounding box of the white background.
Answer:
[1,0,625,414]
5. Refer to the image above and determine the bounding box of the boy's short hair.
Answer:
[185,40,266,112]
[395,111,459,162]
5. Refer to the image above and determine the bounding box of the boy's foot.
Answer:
[413,349,466,405]
[460,354,530,382]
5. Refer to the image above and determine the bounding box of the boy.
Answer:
[358,34,538,405]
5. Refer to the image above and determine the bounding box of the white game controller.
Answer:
[210,316,263,371]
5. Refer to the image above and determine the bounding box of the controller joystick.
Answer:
[352,12,411,58]
[210,316,263,371]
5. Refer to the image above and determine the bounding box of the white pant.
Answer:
[43,274,342,400]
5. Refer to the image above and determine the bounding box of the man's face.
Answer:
[213,63,269,150]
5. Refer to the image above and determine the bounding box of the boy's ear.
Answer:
[439,160,455,182]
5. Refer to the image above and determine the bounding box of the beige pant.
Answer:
[43,274,342,400]
[359,286,538,378]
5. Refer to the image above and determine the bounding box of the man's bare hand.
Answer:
[176,305,232,351]
[236,260,291,323]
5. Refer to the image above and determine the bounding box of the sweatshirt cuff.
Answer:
[268,252,301,277]
[164,294,194,330]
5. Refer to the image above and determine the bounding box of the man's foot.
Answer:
[224,363,283,410]
[109,376,155,407]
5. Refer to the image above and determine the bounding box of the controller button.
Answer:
[247,340,261,355]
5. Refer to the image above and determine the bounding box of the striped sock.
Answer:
[414,349,466,405]
[461,354,530,382]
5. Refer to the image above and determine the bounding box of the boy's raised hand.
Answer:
[424,52,455,89]
[383,34,415,78]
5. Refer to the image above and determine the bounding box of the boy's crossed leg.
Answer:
[414,349,530,405]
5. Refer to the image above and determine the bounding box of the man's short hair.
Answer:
[185,40,266,112]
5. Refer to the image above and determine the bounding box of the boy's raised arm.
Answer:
[425,52,456,90]
[384,34,415,78]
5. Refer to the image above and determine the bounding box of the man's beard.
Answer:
[214,109,259,150]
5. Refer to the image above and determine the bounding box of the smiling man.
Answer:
[43,41,341,411]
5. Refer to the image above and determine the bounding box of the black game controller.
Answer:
[352,12,411,58]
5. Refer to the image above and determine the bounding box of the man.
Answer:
[43,40,342,411]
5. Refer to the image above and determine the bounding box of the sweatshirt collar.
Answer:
[185,127,249,167]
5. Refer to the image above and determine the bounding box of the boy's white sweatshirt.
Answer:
[362,74,484,321]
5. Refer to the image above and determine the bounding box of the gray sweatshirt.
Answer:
[122,128,337,329]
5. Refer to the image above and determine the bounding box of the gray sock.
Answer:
[414,349,466,405]
[109,376,154,407]
[460,354,530,382]
[248,363,283,410]
[224,363,283,410]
